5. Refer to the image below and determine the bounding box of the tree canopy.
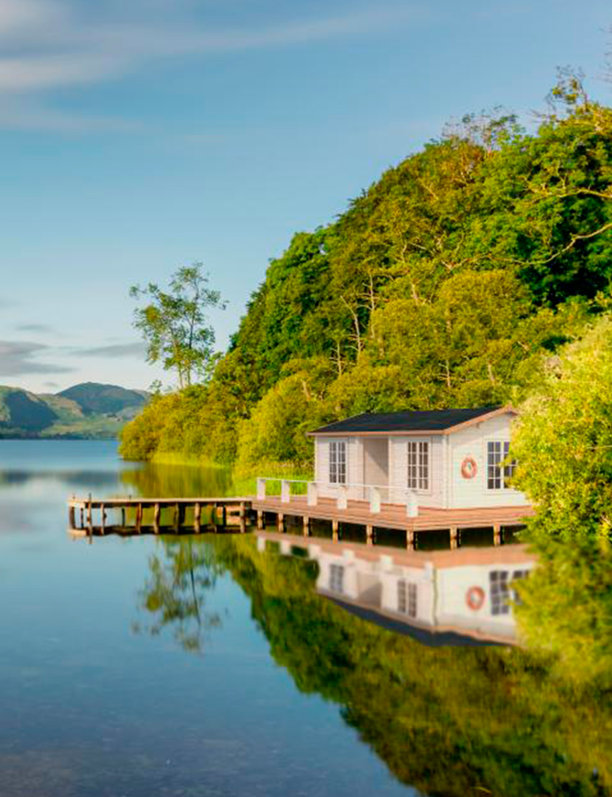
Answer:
[121,81,612,470]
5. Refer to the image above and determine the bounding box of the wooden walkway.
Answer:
[251,495,533,548]
[67,496,252,537]
[67,493,533,549]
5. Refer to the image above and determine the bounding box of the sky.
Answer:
[0,0,610,394]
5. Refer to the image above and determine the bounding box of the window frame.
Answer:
[397,579,418,618]
[407,439,430,492]
[329,440,347,485]
[486,440,516,491]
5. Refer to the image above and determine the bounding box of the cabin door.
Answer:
[363,438,389,500]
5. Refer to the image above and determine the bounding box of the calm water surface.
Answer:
[0,441,609,797]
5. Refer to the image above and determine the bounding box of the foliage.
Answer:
[511,314,612,683]
[121,82,612,466]
[131,263,225,389]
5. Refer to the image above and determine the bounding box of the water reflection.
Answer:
[258,532,535,645]
[134,537,224,653]
[134,534,611,797]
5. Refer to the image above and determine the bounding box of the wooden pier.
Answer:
[67,492,532,550]
[68,496,252,537]
[251,494,533,549]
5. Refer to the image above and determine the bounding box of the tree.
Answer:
[130,263,225,388]
[511,314,612,683]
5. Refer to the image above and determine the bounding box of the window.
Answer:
[329,564,344,593]
[511,569,530,605]
[487,441,516,489]
[397,580,417,618]
[489,570,510,615]
[407,441,429,490]
[329,441,347,484]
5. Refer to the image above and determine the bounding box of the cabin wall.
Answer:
[447,414,528,508]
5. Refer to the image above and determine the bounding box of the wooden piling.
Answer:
[303,515,310,537]
[406,529,414,550]
[194,502,201,534]
[493,524,502,546]
[174,503,180,533]
[100,504,105,535]
[366,525,373,546]
[153,503,160,534]
[450,526,458,550]
[136,503,143,534]
[277,513,285,533]
[257,510,264,531]
[332,519,339,542]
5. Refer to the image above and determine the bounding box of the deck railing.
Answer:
[256,477,419,518]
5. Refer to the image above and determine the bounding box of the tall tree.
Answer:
[130,263,225,388]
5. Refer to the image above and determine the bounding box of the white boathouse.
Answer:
[309,406,528,510]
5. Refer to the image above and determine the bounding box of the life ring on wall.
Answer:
[460,456,478,480]
[465,586,485,611]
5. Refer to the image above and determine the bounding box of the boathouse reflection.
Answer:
[257,532,535,644]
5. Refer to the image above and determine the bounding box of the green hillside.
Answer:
[120,83,612,468]
[0,382,149,439]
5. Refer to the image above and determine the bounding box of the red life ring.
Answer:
[461,456,478,479]
[466,586,485,611]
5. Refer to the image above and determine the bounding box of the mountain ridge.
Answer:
[0,382,150,439]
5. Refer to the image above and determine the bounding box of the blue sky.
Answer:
[0,0,610,393]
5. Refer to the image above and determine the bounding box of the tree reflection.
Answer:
[121,461,235,499]
[135,538,223,653]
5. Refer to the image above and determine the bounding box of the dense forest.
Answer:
[120,76,612,472]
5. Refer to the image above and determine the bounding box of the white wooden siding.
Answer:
[447,414,527,508]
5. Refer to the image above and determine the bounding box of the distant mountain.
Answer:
[58,382,149,416]
[0,382,150,439]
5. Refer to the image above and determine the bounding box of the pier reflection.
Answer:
[257,532,535,645]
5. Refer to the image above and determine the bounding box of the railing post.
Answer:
[256,478,266,500]
[307,482,318,507]
[281,480,291,504]
[337,485,348,510]
[406,490,419,518]
[369,486,381,514]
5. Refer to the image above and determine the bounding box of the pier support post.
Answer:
[87,497,93,537]
[303,516,310,537]
[332,519,339,542]
[366,525,373,546]
[194,503,201,534]
[449,527,458,550]
[406,529,415,550]
[100,504,105,536]
[121,507,126,527]
[221,505,227,528]
[277,513,285,533]
[153,503,161,534]
[174,503,180,533]
[136,503,143,534]
[80,507,84,528]
[69,506,76,530]
[493,524,502,546]
[257,510,264,531]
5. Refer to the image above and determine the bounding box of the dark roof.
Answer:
[310,406,503,435]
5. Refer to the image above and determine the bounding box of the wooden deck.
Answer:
[251,495,533,547]
[67,491,533,549]
[67,496,252,537]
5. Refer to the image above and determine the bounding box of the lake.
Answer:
[0,440,609,796]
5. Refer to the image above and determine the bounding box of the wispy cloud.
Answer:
[0,340,75,375]
[72,342,146,358]
[0,0,426,130]
[15,323,55,333]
